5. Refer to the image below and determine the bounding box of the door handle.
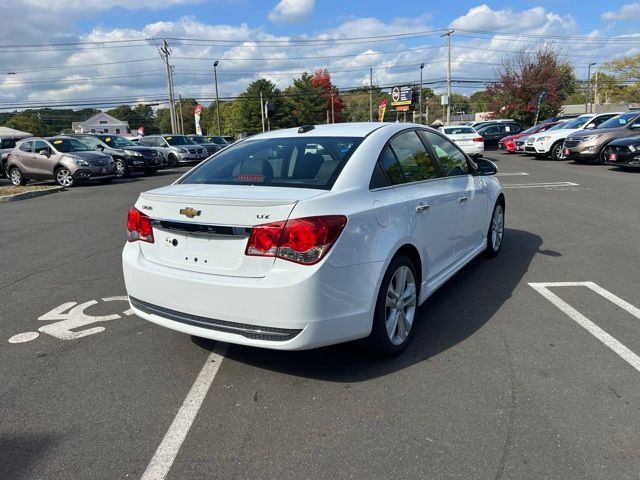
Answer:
[415,204,430,213]
[458,196,468,204]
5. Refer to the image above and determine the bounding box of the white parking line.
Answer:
[503,182,579,189]
[141,343,227,480]
[529,282,640,373]
[495,172,530,176]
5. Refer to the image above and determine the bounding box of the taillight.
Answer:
[246,215,347,265]
[473,137,484,142]
[127,207,154,243]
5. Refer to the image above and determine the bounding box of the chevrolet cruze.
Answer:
[123,123,505,356]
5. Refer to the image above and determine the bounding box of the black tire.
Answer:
[9,167,26,186]
[365,254,419,357]
[484,200,505,258]
[144,168,158,176]
[168,154,179,167]
[550,141,566,160]
[114,158,129,178]
[597,142,612,164]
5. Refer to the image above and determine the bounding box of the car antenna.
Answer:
[298,125,315,134]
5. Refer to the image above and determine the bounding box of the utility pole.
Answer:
[585,62,596,114]
[160,39,177,134]
[441,30,454,125]
[369,67,373,122]
[213,60,221,136]
[331,87,335,123]
[419,63,424,124]
[593,70,599,113]
[169,65,178,133]
[178,94,184,134]
[259,91,265,132]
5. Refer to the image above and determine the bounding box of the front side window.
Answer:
[423,131,469,177]
[33,140,50,155]
[180,136,362,190]
[388,131,439,183]
[98,135,136,148]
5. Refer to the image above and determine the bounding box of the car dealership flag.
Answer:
[378,98,388,122]
[194,104,203,135]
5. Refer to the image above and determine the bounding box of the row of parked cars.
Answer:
[497,112,640,169]
[0,134,234,187]
[436,119,525,158]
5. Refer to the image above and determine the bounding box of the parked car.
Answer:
[540,114,580,123]
[470,119,516,129]
[187,135,224,155]
[222,136,235,144]
[237,132,258,140]
[123,123,504,356]
[68,134,162,178]
[476,122,523,147]
[438,125,484,158]
[563,112,640,164]
[205,135,230,147]
[499,121,564,153]
[602,136,640,169]
[525,113,622,160]
[1,136,27,178]
[137,135,208,166]
[7,136,115,187]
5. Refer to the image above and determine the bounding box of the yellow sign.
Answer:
[53,140,63,144]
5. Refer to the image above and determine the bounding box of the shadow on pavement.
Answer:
[194,227,543,382]
[0,433,57,480]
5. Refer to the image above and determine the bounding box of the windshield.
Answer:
[97,135,136,147]
[598,113,639,129]
[180,136,363,190]
[49,138,90,152]
[189,136,207,144]
[443,127,476,135]
[164,136,196,146]
[207,136,226,144]
[560,116,592,130]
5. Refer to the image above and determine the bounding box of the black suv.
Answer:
[69,134,163,178]
[476,122,524,147]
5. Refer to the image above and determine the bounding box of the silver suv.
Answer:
[137,135,208,166]
[7,136,115,187]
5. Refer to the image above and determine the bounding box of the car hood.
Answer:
[500,133,526,142]
[608,136,640,147]
[70,151,112,161]
[533,128,581,140]
[566,126,628,138]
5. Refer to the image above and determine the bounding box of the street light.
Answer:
[419,63,424,124]
[585,62,596,114]
[213,60,221,136]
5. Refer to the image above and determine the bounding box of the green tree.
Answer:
[600,55,640,102]
[155,108,173,134]
[342,87,388,122]
[486,44,577,124]
[469,90,490,113]
[284,72,325,125]
[231,79,286,133]
[4,112,47,136]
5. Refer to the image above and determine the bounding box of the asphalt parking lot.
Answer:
[1,154,639,480]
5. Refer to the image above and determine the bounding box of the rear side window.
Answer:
[388,131,439,183]
[180,136,362,190]
[1,138,18,149]
[19,141,32,152]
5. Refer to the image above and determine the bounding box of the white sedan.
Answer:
[123,123,504,356]
[438,125,484,158]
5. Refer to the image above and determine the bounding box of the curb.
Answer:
[0,186,65,203]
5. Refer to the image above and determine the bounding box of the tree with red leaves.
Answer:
[311,69,345,123]
[486,44,576,125]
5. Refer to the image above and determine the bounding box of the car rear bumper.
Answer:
[459,143,484,157]
[122,243,381,350]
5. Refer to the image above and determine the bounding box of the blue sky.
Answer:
[2,1,640,108]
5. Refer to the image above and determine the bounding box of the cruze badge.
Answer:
[179,207,202,218]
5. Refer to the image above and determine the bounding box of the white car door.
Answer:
[380,130,458,284]
[422,130,488,261]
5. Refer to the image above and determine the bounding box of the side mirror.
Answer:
[476,157,498,176]
[631,123,640,130]
[38,149,50,157]
[585,123,596,129]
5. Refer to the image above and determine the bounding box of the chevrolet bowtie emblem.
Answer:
[179,207,202,218]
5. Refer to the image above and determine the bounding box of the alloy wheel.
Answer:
[385,266,417,345]
[10,168,23,186]
[553,143,565,160]
[115,159,126,178]
[491,205,504,251]
[56,168,73,187]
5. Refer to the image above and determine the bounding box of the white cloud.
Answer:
[268,0,315,24]
[602,2,640,21]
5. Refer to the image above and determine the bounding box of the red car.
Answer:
[498,121,564,153]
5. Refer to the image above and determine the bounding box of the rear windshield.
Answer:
[598,113,639,129]
[179,136,363,190]
[49,138,90,152]
[1,138,18,149]
[443,127,475,135]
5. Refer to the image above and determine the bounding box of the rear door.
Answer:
[32,140,55,177]
[15,141,36,175]
[382,130,458,283]
[422,130,488,261]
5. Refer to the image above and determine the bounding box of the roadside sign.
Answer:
[391,86,412,106]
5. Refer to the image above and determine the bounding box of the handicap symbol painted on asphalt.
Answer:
[8,296,133,344]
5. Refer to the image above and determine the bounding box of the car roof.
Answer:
[246,122,394,140]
